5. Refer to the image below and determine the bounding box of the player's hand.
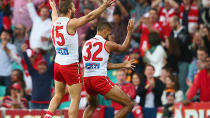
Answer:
[21,44,28,52]
[127,19,134,33]
[49,0,56,9]
[123,58,136,70]
[103,0,115,7]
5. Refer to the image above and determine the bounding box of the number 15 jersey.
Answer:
[51,17,79,65]
[82,35,110,77]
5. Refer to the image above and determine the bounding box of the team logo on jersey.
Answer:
[56,47,69,55]
[85,63,100,69]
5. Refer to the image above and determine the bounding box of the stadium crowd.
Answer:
[0,0,209,117]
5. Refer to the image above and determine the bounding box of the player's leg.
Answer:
[82,94,98,118]
[67,83,82,118]
[104,85,134,118]
[45,80,66,118]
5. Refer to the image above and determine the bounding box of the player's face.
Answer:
[116,71,127,84]
[197,50,207,62]
[70,3,76,18]
[37,63,47,74]
[40,7,49,20]
[104,28,112,39]
[144,66,154,79]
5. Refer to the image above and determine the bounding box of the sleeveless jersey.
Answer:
[51,17,79,65]
[82,35,110,77]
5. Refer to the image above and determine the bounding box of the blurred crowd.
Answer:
[0,0,209,117]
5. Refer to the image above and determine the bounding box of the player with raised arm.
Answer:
[45,0,114,118]
[82,20,135,118]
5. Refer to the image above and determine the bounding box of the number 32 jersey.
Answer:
[82,35,110,77]
[51,17,79,65]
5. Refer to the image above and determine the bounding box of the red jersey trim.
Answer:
[104,41,110,54]
[66,19,76,36]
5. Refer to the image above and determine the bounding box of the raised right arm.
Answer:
[49,0,58,24]
[106,19,134,53]
[68,0,114,34]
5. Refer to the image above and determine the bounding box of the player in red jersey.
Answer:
[82,20,135,118]
[45,0,115,118]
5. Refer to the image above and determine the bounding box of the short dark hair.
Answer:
[197,47,208,54]
[162,66,173,75]
[59,0,73,15]
[145,64,155,71]
[113,7,121,16]
[148,32,160,46]
[97,22,112,32]
[1,29,12,35]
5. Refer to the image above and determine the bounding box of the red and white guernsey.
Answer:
[82,35,110,77]
[51,17,79,65]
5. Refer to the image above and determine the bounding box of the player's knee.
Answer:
[125,101,134,110]
[54,94,64,100]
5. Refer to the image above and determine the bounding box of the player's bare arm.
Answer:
[107,58,136,70]
[68,0,115,33]
[106,19,134,53]
[49,0,58,24]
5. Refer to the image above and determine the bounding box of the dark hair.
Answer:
[1,29,12,35]
[145,64,155,71]
[162,66,173,75]
[12,69,26,89]
[167,75,179,91]
[197,47,208,54]
[97,22,112,32]
[167,36,181,57]
[113,7,121,16]
[148,32,160,46]
[132,73,145,82]
[59,0,73,15]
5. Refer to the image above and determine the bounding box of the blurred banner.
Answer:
[157,102,210,118]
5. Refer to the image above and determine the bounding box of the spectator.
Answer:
[200,25,210,55]
[151,0,178,38]
[1,82,28,109]
[21,44,53,109]
[26,0,52,51]
[110,0,129,63]
[111,69,136,111]
[12,0,45,30]
[135,8,162,56]
[129,48,145,74]
[132,73,144,104]
[186,47,208,87]
[137,64,165,108]
[85,18,98,41]
[159,66,173,84]
[0,30,17,86]
[13,24,26,58]
[164,36,181,73]
[169,15,192,93]
[161,75,184,105]
[184,57,210,104]
[191,31,205,59]
[162,89,176,118]
[178,0,199,34]
[199,1,210,28]
[129,0,151,25]
[144,32,167,77]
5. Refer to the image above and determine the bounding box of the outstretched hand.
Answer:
[49,0,56,9]
[123,58,136,70]
[103,0,115,7]
[127,19,134,32]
